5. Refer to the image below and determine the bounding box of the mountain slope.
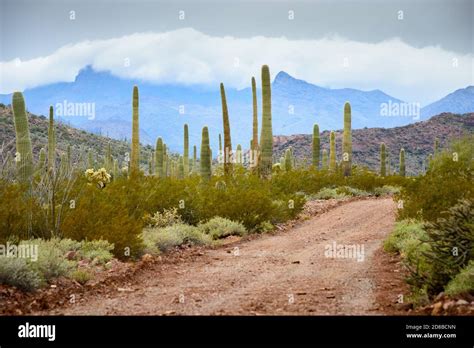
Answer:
[273,112,474,175]
[0,67,420,151]
[421,86,474,118]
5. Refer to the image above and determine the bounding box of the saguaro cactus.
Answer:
[342,102,352,176]
[220,83,232,175]
[37,148,46,172]
[155,137,164,177]
[12,92,33,183]
[329,131,336,171]
[284,148,293,171]
[312,124,320,169]
[259,65,273,178]
[200,126,211,180]
[380,143,387,177]
[130,85,140,175]
[193,145,197,172]
[399,148,406,177]
[178,156,184,179]
[252,76,259,159]
[183,124,189,176]
[48,106,55,171]
[322,149,329,170]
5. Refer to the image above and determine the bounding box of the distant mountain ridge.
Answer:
[0,66,472,152]
[0,104,471,176]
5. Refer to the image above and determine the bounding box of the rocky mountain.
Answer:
[1,102,471,176]
[273,112,474,175]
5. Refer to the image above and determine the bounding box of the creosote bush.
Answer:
[198,217,247,240]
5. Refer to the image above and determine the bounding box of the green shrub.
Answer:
[143,223,212,253]
[60,183,144,259]
[445,261,474,296]
[198,217,247,239]
[337,186,371,197]
[71,269,91,285]
[147,207,182,228]
[312,187,347,200]
[78,240,114,264]
[398,137,473,222]
[0,257,43,291]
[373,185,400,197]
[28,239,77,280]
[421,199,474,294]
[383,219,426,253]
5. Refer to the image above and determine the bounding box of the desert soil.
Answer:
[38,197,410,315]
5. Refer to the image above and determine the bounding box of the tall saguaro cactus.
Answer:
[251,76,259,160]
[130,85,140,175]
[342,102,352,176]
[312,124,320,169]
[183,124,189,176]
[48,106,55,171]
[259,65,273,178]
[193,145,197,172]
[200,126,211,180]
[284,148,293,171]
[329,131,336,171]
[322,149,329,170]
[220,83,232,175]
[380,143,387,177]
[12,92,33,183]
[155,137,164,177]
[399,148,406,177]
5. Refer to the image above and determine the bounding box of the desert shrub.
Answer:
[60,183,144,259]
[28,239,77,280]
[0,257,43,291]
[147,207,183,228]
[71,269,91,285]
[373,185,400,197]
[383,219,426,253]
[198,217,247,239]
[0,181,45,242]
[385,199,474,298]
[312,187,347,200]
[255,221,274,233]
[337,186,371,197]
[143,223,212,253]
[445,261,474,296]
[420,199,474,294]
[78,240,114,264]
[398,136,473,222]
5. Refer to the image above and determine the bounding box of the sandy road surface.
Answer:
[45,198,396,315]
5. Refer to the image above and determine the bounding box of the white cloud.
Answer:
[0,28,472,105]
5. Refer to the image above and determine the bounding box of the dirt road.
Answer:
[45,198,398,315]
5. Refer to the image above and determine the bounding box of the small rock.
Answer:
[434,292,445,302]
[117,287,134,292]
[141,254,153,263]
[432,302,443,315]
[326,295,335,299]
[443,301,454,311]
[456,299,469,306]
[292,261,300,264]
[50,284,57,289]
[65,251,77,260]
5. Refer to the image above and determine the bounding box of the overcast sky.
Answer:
[0,0,473,105]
